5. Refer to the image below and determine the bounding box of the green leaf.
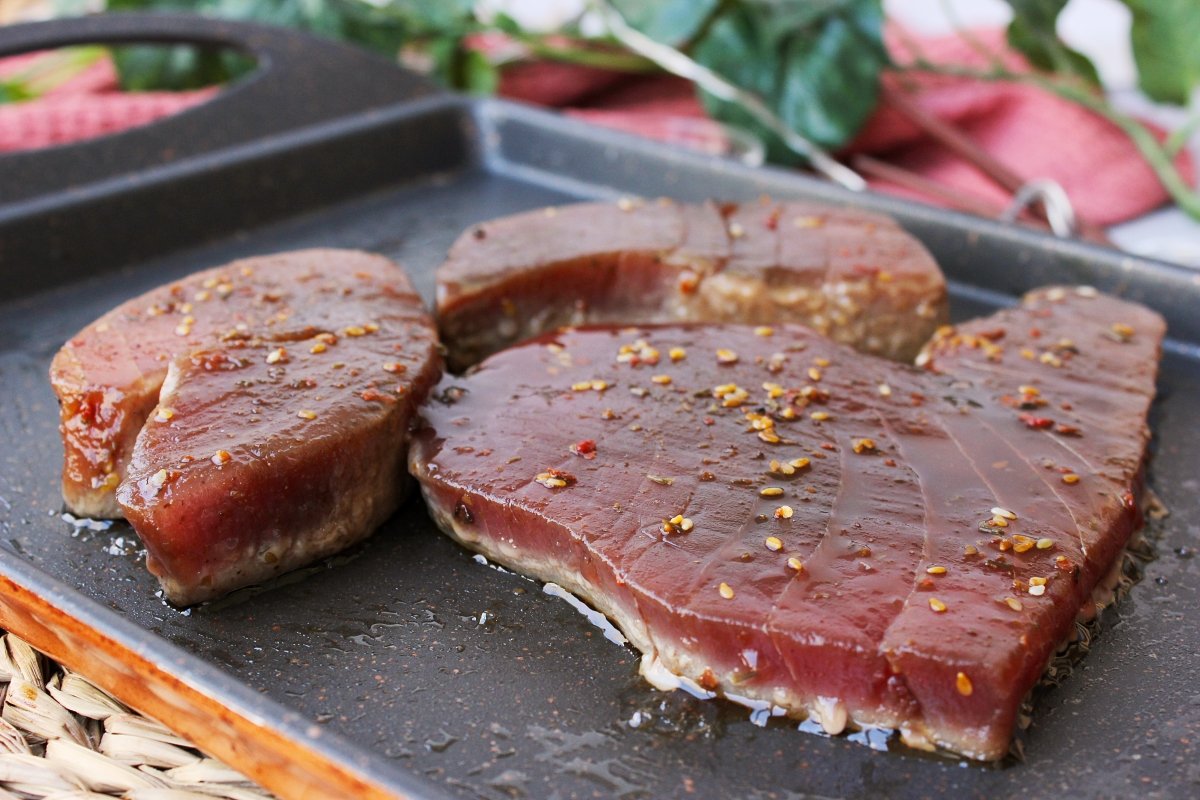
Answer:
[0,82,36,104]
[609,0,720,46]
[1004,0,1100,86]
[692,0,888,162]
[461,48,499,95]
[102,0,481,90]
[1120,0,1200,105]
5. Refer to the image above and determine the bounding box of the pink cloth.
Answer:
[1,30,1189,226]
[498,28,1191,226]
[0,52,213,153]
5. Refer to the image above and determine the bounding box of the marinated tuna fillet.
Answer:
[410,287,1162,760]
[437,199,947,369]
[51,249,440,603]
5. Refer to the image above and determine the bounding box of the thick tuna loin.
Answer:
[51,249,440,604]
[410,287,1162,760]
[437,199,947,370]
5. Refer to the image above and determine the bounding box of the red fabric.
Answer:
[0,53,213,153]
[0,29,1189,225]
[494,28,1191,226]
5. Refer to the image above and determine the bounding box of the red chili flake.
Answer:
[703,416,715,426]
[360,388,392,403]
[1060,401,1073,410]
[570,439,597,459]
[1055,423,1082,437]
[977,328,1006,341]
[1019,413,1054,429]
[820,442,837,451]
[765,208,781,230]
[1029,327,1042,338]
[850,264,879,278]
[1121,491,1136,511]
[884,458,897,467]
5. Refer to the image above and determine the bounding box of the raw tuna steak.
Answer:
[437,199,947,369]
[51,249,440,603]
[410,287,1162,760]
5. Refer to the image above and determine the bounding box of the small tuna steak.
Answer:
[437,199,947,369]
[51,249,440,604]
[410,287,1162,760]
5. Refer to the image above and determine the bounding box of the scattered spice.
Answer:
[718,582,735,599]
[535,469,576,489]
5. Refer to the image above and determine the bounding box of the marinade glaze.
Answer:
[51,249,441,604]
[411,287,1162,760]
[437,199,947,370]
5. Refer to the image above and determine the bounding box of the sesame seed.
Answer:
[297,409,317,420]
[1018,385,1040,396]
[769,459,794,476]
[343,325,367,337]
[617,197,635,212]
[765,536,783,551]
[149,469,169,489]
[878,383,892,397]
[991,516,1010,528]
[154,408,175,423]
[1036,538,1054,550]
[1029,576,1048,586]
[174,323,191,337]
[1028,584,1046,596]
[680,518,694,532]
[716,349,739,364]
[1011,534,1035,553]
[762,382,784,399]
[1004,597,1023,612]
[755,326,774,337]
[758,430,781,444]
[1062,473,1080,485]
[669,514,684,526]
[991,507,1017,520]
[728,222,746,239]
[651,374,672,385]
[718,582,735,599]
[787,557,804,571]
[956,672,973,696]
[1111,322,1135,341]
[364,323,379,333]
[926,565,947,575]
[790,457,811,470]
[928,597,947,613]
[794,216,821,228]
[1039,352,1063,367]
[775,505,794,519]
[964,544,979,556]
[852,438,877,454]
[760,487,784,497]
[810,411,831,422]
[266,348,287,365]
[807,367,822,382]
[211,450,231,466]
[383,362,407,374]
[669,347,687,361]
[310,342,327,354]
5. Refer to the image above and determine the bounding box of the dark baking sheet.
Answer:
[1,14,1198,800]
